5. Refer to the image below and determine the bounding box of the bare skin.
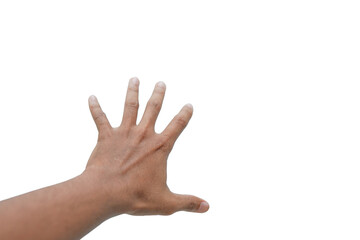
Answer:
[0,77,209,240]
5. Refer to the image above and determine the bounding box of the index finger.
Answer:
[161,104,193,144]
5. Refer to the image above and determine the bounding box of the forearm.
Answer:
[0,171,114,240]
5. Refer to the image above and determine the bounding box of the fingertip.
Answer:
[185,103,193,111]
[156,81,166,90]
[130,77,140,87]
[89,95,98,106]
[182,104,193,117]
[197,201,210,213]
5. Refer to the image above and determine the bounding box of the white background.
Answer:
[1,1,360,239]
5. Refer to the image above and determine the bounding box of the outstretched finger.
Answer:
[161,104,193,144]
[88,95,112,134]
[170,193,209,213]
[121,77,140,127]
[139,81,166,130]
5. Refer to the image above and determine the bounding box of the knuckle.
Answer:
[132,126,148,142]
[187,201,197,211]
[93,112,106,122]
[125,101,139,110]
[162,141,173,152]
[149,100,161,111]
[175,116,188,128]
[157,134,168,145]
[157,135,173,152]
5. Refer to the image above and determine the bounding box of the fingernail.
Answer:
[89,95,97,105]
[197,201,209,213]
[130,77,139,87]
[156,81,166,89]
[185,103,193,110]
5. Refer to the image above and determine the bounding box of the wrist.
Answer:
[74,170,117,219]
[80,167,131,217]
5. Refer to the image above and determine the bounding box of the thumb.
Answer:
[171,193,210,213]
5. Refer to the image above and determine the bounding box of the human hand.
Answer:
[84,77,209,216]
